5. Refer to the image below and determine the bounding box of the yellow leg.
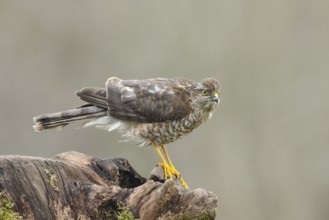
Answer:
[160,145,188,189]
[153,145,172,179]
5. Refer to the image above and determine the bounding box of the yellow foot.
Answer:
[157,162,173,179]
[168,163,188,189]
[156,163,189,189]
[168,164,181,178]
[180,177,188,189]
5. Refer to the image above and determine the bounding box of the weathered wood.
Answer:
[0,151,218,220]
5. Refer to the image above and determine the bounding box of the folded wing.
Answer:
[77,78,193,123]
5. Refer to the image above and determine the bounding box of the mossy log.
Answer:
[0,151,218,220]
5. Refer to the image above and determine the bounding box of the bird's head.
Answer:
[192,78,221,111]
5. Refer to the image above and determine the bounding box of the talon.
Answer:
[154,145,189,189]
[168,164,181,179]
[157,162,172,179]
[157,163,188,189]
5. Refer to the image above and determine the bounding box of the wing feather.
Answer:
[106,78,193,123]
[75,78,193,123]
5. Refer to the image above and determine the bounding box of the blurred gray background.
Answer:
[1,1,328,219]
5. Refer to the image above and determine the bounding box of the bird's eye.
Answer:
[201,90,209,96]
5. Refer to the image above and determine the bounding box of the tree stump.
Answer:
[0,151,218,220]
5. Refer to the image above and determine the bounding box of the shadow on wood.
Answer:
[0,151,218,219]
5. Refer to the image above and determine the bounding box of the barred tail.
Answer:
[33,106,107,131]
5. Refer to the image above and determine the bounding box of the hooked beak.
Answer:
[212,92,220,103]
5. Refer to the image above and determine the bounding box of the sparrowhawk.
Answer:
[33,77,221,189]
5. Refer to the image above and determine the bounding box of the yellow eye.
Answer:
[201,90,209,96]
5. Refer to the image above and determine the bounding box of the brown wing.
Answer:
[105,77,193,123]
[77,77,193,123]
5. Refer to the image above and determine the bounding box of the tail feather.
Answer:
[76,87,108,109]
[33,106,107,131]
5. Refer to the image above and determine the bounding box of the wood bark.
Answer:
[0,151,218,220]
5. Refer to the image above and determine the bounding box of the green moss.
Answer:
[115,206,139,220]
[101,203,139,220]
[45,168,59,192]
[116,208,134,220]
[0,190,22,220]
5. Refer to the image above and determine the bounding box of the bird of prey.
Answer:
[33,77,221,189]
